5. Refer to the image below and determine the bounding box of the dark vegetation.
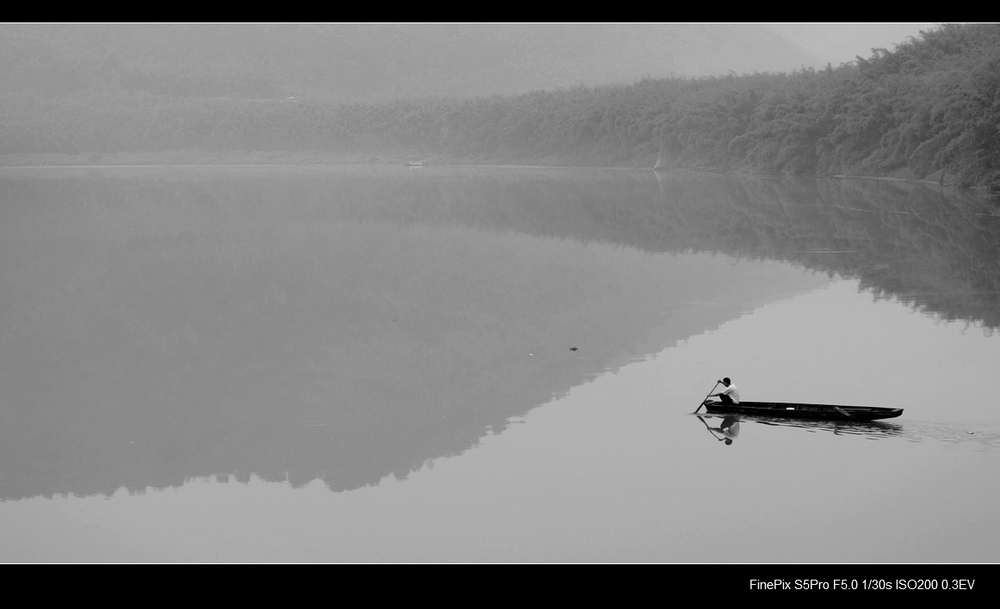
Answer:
[2,24,999,191]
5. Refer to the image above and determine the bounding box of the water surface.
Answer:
[1,165,998,562]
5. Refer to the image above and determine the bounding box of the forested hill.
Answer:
[1,24,998,192]
[0,23,815,100]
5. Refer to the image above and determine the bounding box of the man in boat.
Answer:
[704,377,739,406]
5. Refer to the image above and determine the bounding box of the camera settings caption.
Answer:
[749,578,977,592]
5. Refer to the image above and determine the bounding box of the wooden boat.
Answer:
[702,400,903,421]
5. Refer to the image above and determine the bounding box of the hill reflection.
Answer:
[0,166,996,501]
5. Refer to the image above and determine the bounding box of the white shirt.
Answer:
[720,384,740,404]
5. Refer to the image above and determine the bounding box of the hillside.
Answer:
[2,23,998,192]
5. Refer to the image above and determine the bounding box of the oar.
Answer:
[693,381,720,414]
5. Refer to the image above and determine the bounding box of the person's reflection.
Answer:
[698,415,740,445]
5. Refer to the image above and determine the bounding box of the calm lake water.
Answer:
[1,165,998,563]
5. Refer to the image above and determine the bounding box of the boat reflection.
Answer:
[695,413,903,443]
[696,415,741,445]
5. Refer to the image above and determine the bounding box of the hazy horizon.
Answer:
[762,22,940,70]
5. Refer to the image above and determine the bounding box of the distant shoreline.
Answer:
[0,151,403,168]
[0,150,976,193]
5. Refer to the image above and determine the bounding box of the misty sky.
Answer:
[762,23,941,68]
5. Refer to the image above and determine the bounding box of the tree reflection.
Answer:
[0,166,996,501]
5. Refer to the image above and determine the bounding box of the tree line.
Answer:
[1,23,998,191]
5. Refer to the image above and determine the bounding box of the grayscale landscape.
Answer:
[1,23,998,571]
